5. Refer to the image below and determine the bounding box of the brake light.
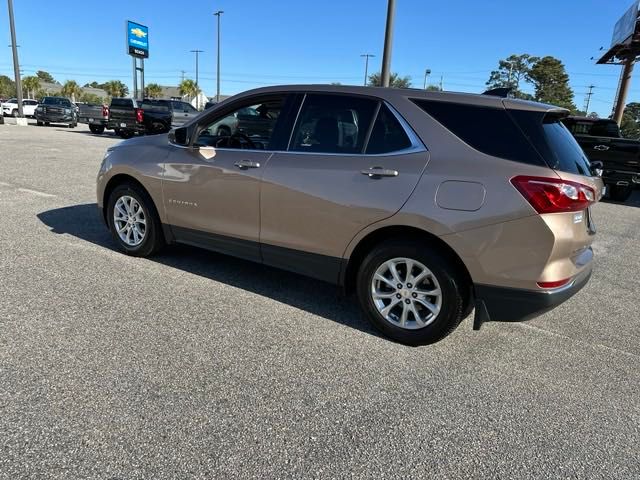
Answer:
[510,175,595,214]
[102,105,109,118]
[135,108,144,123]
[537,278,571,289]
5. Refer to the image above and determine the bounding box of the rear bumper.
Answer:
[473,263,592,325]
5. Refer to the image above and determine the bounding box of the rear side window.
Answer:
[289,94,378,154]
[141,100,170,112]
[412,99,545,166]
[365,104,412,154]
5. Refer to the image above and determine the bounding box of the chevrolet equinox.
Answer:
[97,85,603,345]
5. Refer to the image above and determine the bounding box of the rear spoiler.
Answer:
[482,87,512,98]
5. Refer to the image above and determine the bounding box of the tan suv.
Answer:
[97,85,603,345]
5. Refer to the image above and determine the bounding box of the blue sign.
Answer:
[127,21,149,58]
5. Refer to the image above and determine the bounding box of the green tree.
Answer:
[367,72,412,88]
[36,70,56,84]
[83,81,102,89]
[79,92,106,105]
[425,84,442,92]
[0,75,17,98]
[620,102,640,138]
[486,54,538,100]
[178,79,200,99]
[526,56,576,111]
[22,76,41,99]
[144,83,163,98]
[102,80,129,98]
[61,80,82,102]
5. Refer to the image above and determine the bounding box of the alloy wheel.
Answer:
[113,195,146,247]
[370,257,442,330]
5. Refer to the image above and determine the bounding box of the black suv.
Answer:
[35,97,77,128]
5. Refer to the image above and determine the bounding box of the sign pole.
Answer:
[132,57,138,100]
[613,56,635,125]
[140,59,145,99]
[7,0,23,117]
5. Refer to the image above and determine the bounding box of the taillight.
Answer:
[102,105,109,118]
[537,278,571,289]
[510,175,595,214]
[136,108,144,123]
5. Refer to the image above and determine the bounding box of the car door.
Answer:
[162,93,290,262]
[260,93,430,283]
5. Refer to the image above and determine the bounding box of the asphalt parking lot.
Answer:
[1,122,639,479]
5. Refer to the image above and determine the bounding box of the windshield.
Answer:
[43,97,72,107]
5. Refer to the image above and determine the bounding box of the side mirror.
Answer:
[590,160,604,177]
[169,127,189,146]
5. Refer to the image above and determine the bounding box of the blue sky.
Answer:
[0,0,636,116]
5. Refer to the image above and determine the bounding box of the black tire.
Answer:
[356,239,467,346]
[12,109,18,117]
[89,124,104,134]
[36,121,43,126]
[118,129,133,139]
[44,122,50,126]
[106,182,165,257]
[609,184,633,202]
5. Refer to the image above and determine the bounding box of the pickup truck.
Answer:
[562,116,640,202]
[139,99,200,127]
[107,98,173,139]
[77,103,110,134]
[35,97,78,128]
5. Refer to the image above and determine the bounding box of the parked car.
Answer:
[77,103,110,134]
[139,99,200,127]
[35,97,77,127]
[107,98,173,139]
[97,85,603,346]
[2,98,39,117]
[562,116,640,201]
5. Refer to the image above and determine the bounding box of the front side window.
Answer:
[182,102,197,113]
[195,95,284,150]
[289,94,377,154]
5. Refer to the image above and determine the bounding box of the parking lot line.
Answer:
[16,187,57,198]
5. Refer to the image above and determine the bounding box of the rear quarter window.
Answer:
[412,99,545,166]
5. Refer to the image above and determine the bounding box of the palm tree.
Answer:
[367,72,412,88]
[102,80,128,98]
[178,79,200,102]
[22,76,41,99]
[144,83,163,98]
[61,80,82,102]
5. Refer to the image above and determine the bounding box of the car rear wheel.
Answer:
[107,183,165,257]
[89,124,104,134]
[356,240,466,346]
[11,109,18,117]
[609,184,633,202]
[118,130,133,139]
[36,121,43,126]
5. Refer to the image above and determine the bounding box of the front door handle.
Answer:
[234,160,261,169]
[361,167,399,178]
[594,145,610,151]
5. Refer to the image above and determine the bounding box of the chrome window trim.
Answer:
[286,93,307,151]
[382,100,427,152]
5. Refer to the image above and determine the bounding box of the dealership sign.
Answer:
[611,1,639,47]
[127,20,149,58]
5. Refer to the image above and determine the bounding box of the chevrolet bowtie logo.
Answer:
[131,28,147,38]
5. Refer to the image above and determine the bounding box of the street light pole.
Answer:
[190,49,204,109]
[380,0,396,87]
[214,11,224,102]
[423,69,431,90]
[7,0,23,117]
[360,54,375,86]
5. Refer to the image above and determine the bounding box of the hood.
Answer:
[113,132,170,149]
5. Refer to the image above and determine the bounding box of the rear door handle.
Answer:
[594,145,610,151]
[234,160,261,169]
[361,167,399,178]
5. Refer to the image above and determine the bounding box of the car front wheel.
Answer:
[107,183,165,257]
[357,240,466,346]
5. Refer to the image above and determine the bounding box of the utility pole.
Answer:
[214,10,223,102]
[7,0,23,117]
[360,54,375,86]
[190,49,204,109]
[423,68,431,90]
[380,0,396,87]
[180,70,186,83]
[439,75,443,91]
[584,85,595,115]
[613,56,635,125]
